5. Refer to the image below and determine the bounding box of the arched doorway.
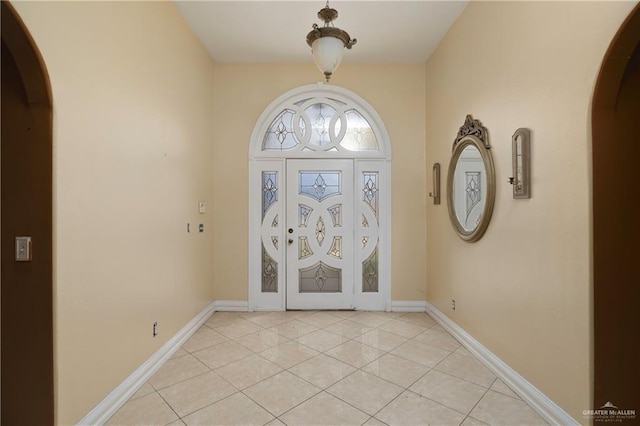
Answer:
[248,84,392,311]
[592,3,639,414]
[1,2,54,424]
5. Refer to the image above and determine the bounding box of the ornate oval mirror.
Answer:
[447,115,495,242]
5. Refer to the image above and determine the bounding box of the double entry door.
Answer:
[285,159,354,309]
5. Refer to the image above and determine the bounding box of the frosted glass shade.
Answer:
[311,36,346,77]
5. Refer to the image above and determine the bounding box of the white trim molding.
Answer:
[213,300,249,312]
[77,302,216,426]
[425,302,579,426]
[390,300,427,312]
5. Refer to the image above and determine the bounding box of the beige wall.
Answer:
[11,0,629,422]
[12,2,216,424]
[425,1,636,421]
[211,63,427,302]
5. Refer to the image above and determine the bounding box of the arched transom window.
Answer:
[263,98,378,152]
[251,83,390,159]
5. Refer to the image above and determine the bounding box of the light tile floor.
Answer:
[106,311,548,426]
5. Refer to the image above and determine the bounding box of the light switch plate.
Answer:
[15,236,32,261]
[198,201,206,214]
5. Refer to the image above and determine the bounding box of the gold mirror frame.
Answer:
[446,115,496,242]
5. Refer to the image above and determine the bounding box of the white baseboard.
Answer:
[391,300,427,312]
[424,302,578,426]
[213,300,249,311]
[77,301,216,426]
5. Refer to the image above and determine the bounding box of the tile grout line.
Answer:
[457,376,496,426]
[117,312,538,425]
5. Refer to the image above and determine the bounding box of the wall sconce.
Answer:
[509,128,531,199]
[429,162,441,204]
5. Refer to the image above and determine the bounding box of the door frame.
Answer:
[248,84,392,311]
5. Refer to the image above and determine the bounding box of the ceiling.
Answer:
[175,1,468,64]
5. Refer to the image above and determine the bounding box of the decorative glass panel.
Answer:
[340,110,378,151]
[271,236,278,250]
[327,204,342,227]
[271,215,278,228]
[262,172,278,220]
[315,216,326,246]
[263,109,299,151]
[258,95,383,155]
[362,172,379,218]
[362,247,378,293]
[304,103,338,147]
[466,172,481,218]
[362,215,369,228]
[299,172,341,201]
[299,262,342,292]
[362,236,369,248]
[299,205,313,227]
[298,237,313,259]
[261,244,277,293]
[328,236,342,259]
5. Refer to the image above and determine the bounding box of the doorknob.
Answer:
[288,238,294,245]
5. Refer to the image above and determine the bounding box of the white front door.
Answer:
[286,159,354,309]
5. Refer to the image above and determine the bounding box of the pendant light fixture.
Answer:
[306,1,357,83]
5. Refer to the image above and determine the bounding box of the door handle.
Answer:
[288,239,294,245]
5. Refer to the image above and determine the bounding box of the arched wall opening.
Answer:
[1,1,54,424]
[592,3,640,412]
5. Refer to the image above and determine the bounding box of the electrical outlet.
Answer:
[452,299,456,310]
[153,322,158,337]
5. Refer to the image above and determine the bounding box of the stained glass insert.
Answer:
[261,244,277,293]
[262,172,278,220]
[466,171,481,217]
[362,247,378,293]
[327,204,342,227]
[340,110,378,151]
[299,262,342,293]
[263,109,299,151]
[362,172,379,217]
[271,236,278,250]
[299,205,313,227]
[299,172,341,202]
[304,103,338,147]
[298,237,313,259]
[272,215,278,228]
[328,236,342,259]
[362,215,369,228]
[315,216,326,246]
